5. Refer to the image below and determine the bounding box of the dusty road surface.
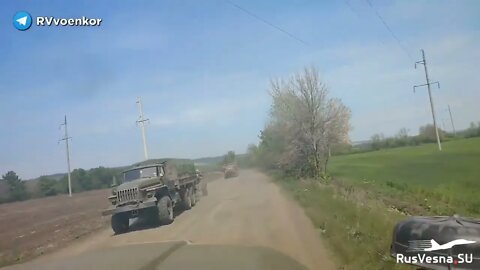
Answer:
[7,170,335,270]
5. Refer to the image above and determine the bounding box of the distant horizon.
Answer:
[19,154,236,181]
[8,120,480,181]
[21,124,479,181]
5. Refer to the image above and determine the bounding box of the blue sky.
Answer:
[1,0,479,178]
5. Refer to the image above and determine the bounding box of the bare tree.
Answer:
[370,133,384,150]
[397,128,409,138]
[268,66,351,177]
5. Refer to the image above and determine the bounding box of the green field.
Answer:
[330,137,480,216]
[276,137,480,269]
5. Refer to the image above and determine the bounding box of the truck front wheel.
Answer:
[157,196,174,225]
[111,213,129,234]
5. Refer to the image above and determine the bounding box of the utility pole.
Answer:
[447,105,456,136]
[414,49,442,151]
[136,97,150,160]
[59,115,72,197]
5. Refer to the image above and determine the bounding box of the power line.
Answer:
[225,0,310,47]
[342,0,359,16]
[341,0,387,47]
[364,0,413,61]
[447,105,456,136]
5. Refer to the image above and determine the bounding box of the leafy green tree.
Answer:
[222,151,236,165]
[266,67,351,177]
[465,122,480,138]
[395,128,410,147]
[244,144,259,167]
[38,176,57,196]
[1,171,28,201]
[55,177,69,194]
[370,133,384,150]
[72,168,91,191]
[418,124,446,142]
[53,167,123,194]
[256,124,289,170]
[89,167,110,189]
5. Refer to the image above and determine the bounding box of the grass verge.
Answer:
[329,137,480,216]
[274,174,410,269]
[271,138,480,269]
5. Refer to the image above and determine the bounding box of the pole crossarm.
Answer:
[58,136,72,142]
[414,60,425,68]
[413,81,440,93]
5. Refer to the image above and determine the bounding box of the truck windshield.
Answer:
[123,167,157,182]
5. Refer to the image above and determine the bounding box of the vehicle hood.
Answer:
[3,241,308,270]
[116,177,161,190]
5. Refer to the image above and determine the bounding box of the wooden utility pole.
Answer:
[60,115,72,196]
[414,49,442,151]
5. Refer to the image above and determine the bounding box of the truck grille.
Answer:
[116,188,139,203]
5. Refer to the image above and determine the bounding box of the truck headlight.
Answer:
[146,190,155,198]
[142,187,157,199]
[108,195,117,205]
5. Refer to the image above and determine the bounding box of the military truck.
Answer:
[223,164,239,179]
[102,161,202,234]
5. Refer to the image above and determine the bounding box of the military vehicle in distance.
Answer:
[223,164,239,179]
[102,161,202,234]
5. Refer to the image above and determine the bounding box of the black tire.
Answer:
[157,196,174,225]
[191,187,197,206]
[111,213,129,234]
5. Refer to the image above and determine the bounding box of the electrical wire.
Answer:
[342,0,387,46]
[364,0,414,61]
[225,0,310,47]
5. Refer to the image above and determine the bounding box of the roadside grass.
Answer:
[329,137,480,216]
[275,175,410,270]
[272,137,480,269]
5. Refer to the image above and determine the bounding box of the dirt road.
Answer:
[14,170,335,270]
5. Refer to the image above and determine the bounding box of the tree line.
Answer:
[367,121,480,152]
[0,167,123,203]
[222,151,236,165]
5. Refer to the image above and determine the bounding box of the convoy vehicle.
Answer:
[102,161,201,234]
[223,164,239,179]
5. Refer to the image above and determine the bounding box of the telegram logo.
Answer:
[13,11,33,31]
